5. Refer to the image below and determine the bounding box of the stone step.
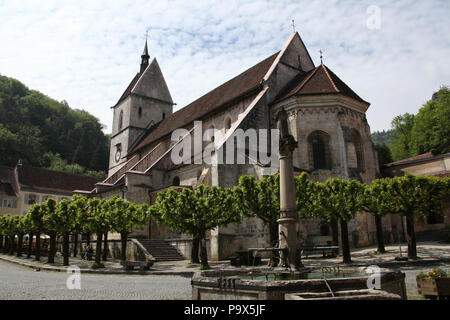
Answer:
[133,238,185,262]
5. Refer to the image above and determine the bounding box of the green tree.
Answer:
[390,113,415,161]
[86,198,109,265]
[107,197,149,261]
[12,215,26,257]
[152,185,241,269]
[375,142,393,166]
[70,195,88,257]
[359,179,395,253]
[27,204,45,260]
[410,87,450,156]
[237,174,280,247]
[41,198,58,264]
[315,179,363,263]
[389,175,449,259]
[56,199,77,266]
[22,213,35,258]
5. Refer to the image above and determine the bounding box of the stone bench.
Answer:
[120,260,151,271]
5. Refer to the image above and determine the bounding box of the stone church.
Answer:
[90,32,395,260]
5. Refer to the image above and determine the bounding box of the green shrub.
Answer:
[91,262,105,269]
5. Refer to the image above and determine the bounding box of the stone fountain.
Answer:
[190,109,407,300]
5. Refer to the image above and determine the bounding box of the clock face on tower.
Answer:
[115,148,121,163]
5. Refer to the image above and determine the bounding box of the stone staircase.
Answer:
[134,238,185,262]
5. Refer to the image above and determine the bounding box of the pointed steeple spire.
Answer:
[140,39,150,74]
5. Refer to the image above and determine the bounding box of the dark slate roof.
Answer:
[275,64,369,105]
[115,73,141,107]
[130,51,280,154]
[17,166,99,193]
[0,166,19,196]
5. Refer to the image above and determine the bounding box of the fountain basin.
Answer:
[191,267,406,300]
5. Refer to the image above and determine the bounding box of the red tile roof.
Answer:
[0,166,19,196]
[17,166,99,194]
[275,64,369,104]
[130,51,280,154]
[385,152,434,166]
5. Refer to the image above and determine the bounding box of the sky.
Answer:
[0,0,449,134]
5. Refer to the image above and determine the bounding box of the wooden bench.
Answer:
[120,260,151,271]
[300,245,339,259]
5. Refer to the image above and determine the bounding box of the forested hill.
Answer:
[0,74,109,179]
[371,129,394,146]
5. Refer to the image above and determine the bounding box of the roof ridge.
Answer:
[321,64,339,92]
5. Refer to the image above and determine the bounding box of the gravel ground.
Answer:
[0,260,191,300]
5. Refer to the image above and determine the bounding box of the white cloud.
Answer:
[0,0,449,133]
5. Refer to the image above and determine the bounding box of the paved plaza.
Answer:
[0,241,448,300]
[0,260,191,300]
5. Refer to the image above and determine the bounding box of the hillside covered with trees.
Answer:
[373,86,450,165]
[0,74,109,179]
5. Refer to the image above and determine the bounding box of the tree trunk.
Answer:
[2,236,8,254]
[102,233,108,261]
[9,234,15,255]
[73,233,78,258]
[35,234,41,261]
[27,234,33,258]
[330,219,339,247]
[374,214,386,254]
[48,233,57,264]
[339,218,352,263]
[16,234,23,257]
[95,233,102,264]
[63,234,70,266]
[120,233,128,261]
[86,233,90,246]
[199,230,209,269]
[405,214,417,259]
[191,234,200,264]
[0,235,3,251]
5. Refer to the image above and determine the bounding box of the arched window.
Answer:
[350,129,365,171]
[172,176,180,186]
[138,107,142,118]
[162,112,165,120]
[118,110,123,131]
[308,131,332,170]
[225,117,232,130]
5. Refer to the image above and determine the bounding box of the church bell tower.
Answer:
[108,39,174,177]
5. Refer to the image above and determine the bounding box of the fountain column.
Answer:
[276,109,302,268]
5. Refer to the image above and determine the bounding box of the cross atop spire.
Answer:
[319,49,323,65]
[291,19,296,33]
